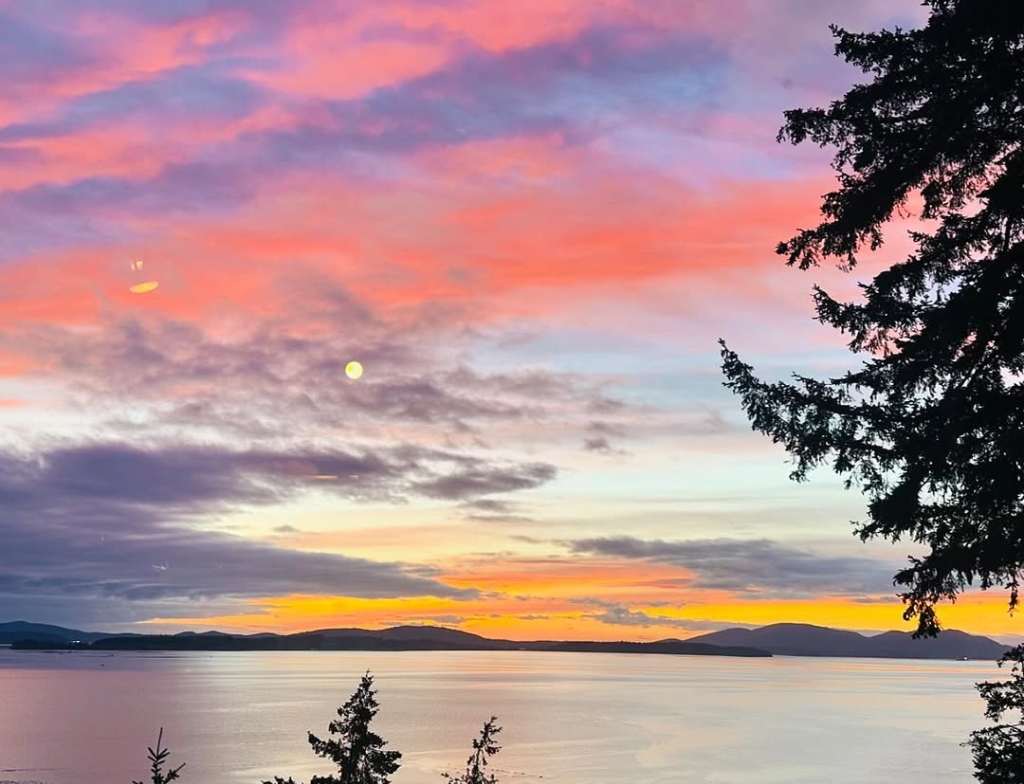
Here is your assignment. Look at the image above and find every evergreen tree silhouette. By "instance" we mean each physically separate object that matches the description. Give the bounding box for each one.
[965,645,1024,782]
[263,671,401,784]
[442,717,502,784]
[719,0,1024,639]
[132,728,184,784]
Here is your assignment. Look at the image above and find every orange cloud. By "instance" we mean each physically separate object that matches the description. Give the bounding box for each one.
[0,105,899,387]
[0,354,39,378]
[440,556,696,600]
[0,160,837,372]
[0,250,103,329]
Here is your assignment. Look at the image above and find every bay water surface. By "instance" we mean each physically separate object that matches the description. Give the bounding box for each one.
[0,648,997,784]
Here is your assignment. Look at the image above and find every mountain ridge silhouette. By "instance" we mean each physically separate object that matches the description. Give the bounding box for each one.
[684,622,1014,659]
[1,620,1014,659]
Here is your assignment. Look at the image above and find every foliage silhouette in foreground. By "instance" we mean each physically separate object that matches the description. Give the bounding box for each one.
[263,670,402,784]
[133,728,184,784]
[443,717,503,784]
[719,0,1024,639]
[965,644,1024,782]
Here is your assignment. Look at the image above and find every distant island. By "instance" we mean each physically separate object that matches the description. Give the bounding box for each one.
[1,620,1017,660]
[0,621,770,658]
[685,623,1014,661]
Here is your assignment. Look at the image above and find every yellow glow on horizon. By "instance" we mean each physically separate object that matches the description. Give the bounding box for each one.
[644,595,1024,639]
[136,590,1024,643]
[129,280,159,294]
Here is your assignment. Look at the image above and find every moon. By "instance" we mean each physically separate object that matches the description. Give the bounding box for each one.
[345,361,363,380]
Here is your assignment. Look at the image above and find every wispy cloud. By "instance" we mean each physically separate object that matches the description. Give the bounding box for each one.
[584,606,748,634]
[0,438,575,622]
[567,536,900,597]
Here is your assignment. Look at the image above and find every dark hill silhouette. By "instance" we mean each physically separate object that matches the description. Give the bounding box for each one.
[296,625,531,649]
[174,630,233,637]
[686,623,1012,660]
[301,627,373,638]
[4,621,768,657]
[307,626,490,642]
[0,620,131,644]
[863,629,1010,660]
[5,619,1012,660]
[83,632,770,656]
[375,625,495,643]
[684,623,874,657]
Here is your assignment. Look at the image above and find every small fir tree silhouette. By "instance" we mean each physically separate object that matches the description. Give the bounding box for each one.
[263,671,401,784]
[132,728,184,784]
[442,717,502,784]
[965,644,1024,782]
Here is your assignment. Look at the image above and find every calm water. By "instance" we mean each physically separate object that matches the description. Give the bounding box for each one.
[0,648,998,784]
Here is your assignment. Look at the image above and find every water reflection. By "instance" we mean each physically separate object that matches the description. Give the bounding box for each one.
[0,650,996,784]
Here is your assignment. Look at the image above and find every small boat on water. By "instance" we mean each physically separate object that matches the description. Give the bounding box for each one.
[957,656,969,661]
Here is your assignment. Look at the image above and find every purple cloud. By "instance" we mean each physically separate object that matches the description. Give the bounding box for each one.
[0,437,570,625]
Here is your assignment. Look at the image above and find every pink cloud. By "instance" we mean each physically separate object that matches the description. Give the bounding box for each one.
[0,105,302,192]
[243,38,451,101]
[23,12,237,103]
[0,151,839,335]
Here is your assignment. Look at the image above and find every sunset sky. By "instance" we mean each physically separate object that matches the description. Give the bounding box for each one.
[2,0,1017,644]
